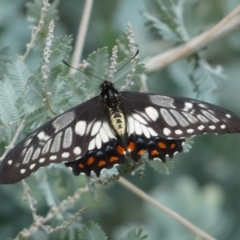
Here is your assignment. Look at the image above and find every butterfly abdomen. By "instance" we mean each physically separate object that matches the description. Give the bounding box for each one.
[108,107,126,139]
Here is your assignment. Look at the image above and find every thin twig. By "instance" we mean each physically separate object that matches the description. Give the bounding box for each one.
[118,177,216,240]
[21,0,50,61]
[145,6,240,72]
[70,0,93,74]
[15,185,89,240]
[0,118,25,161]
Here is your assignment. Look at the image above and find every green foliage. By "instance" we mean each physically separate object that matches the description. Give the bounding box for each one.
[143,0,227,97]
[78,222,148,240]
[78,222,108,240]
[143,0,189,43]
[0,45,10,76]
[119,229,148,240]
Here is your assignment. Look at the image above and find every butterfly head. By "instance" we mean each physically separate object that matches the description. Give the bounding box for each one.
[100,81,119,108]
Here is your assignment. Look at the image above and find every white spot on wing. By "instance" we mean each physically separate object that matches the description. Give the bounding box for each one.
[73,147,81,155]
[20,169,26,174]
[37,131,50,141]
[51,132,63,153]
[199,103,208,108]
[141,124,150,138]
[170,110,189,127]
[187,129,194,133]
[163,127,171,136]
[30,163,36,170]
[202,110,219,123]
[160,108,177,126]
[127,116,135,135]
[63,127,73,149]
[226,114,231,118]
[220,124,226,129]
[7,160,13,165]
[148,127,157,136]
[24,138,32,147]
[182,112,198,123]
[134,120,142,135]
[75,120,86,136]
[95,134,102,149]
[175,129,183,135]
[150,95,175,108]
[50,155,57,160]
[52,111,75,132]
[197,114,209,123]
[91,121,101,136]
[42,140,51,155]
[183,102,193,111]
[62,152,70,158]
[32,148,41,160]
[99,127,109,143]
[145,106,159,121]
[132,113,147,124]
[198,125,205,130]
[102,122,116,139]
[39,158,45,163]
[23,147,34,164]
[209,125,216,130]
[88,138,95,150]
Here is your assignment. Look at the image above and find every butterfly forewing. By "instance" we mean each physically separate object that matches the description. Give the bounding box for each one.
[120,92,240,139]
[0,96,117,184]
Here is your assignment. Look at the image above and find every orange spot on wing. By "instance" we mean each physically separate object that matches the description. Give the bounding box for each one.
[98,160,106,167]
[117,145,126,155]
[170,143,176,149]
[127,141,135,152]
[110,156,119,162]
[158,142,167,149]
[151,150,159,156]
[138,149,146,156]
[87,157,94,165]
[78,163,84,169]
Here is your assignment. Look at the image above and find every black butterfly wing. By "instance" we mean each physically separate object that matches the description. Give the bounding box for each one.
[0,96,117,184]
[120,92,240,138]
[118,92,240,162]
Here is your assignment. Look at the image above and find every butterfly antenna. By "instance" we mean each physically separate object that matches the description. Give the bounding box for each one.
[62,61,105,81]
[108,50,139,81]
[63,50,139,82]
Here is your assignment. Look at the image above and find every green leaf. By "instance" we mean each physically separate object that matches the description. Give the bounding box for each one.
[84,47,109,94]
[120,229,148,240]
[0,45,10,76]
[78,222,108,240]
[6,58,30,96]
[189,57,226,97]
[148,158,174,175]
[0,76,19,124]
[143,0,189,43]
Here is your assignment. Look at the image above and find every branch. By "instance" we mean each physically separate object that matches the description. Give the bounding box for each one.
[0,118,25,162]
[70,0,93,74]
[118,177,216,240]
[145,6,240,72]
[21,0,50,61]
[15,184,89,240]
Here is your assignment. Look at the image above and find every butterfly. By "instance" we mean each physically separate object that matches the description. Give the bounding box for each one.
[0,79,240,184]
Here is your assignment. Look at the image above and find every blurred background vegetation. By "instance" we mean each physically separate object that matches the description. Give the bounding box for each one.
[1,0,240,239]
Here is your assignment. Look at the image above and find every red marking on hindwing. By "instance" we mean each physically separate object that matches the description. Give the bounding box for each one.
[98,160,106,167]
